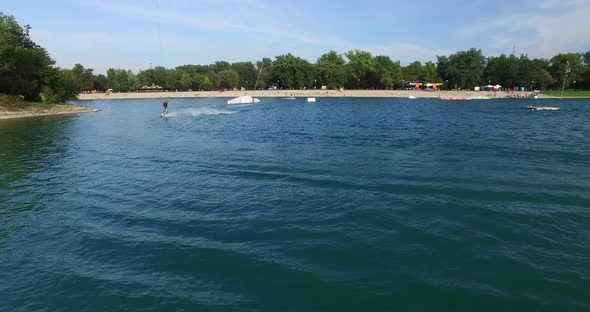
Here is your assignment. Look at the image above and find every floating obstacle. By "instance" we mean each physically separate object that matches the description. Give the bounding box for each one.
[227,96,260,104]
[521,106,559,111]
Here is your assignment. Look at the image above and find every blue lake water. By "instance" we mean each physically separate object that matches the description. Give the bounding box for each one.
[1,97,589,311]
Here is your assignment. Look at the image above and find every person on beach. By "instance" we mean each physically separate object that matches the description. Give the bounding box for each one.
[163,100,168,114]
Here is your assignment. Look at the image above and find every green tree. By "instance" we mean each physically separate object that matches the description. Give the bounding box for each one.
[211,61,231,74]
[581,51,590,89]
[191,73,204,90]
[41,68,78,103]
[0,12,55,100]
[255,58,273,89]
[549,53,584,89]
[128,73,141,91]
[345,50,376,88]
[217,69,240,89]
[421,61,438,82]
[373,55,403,89]
[106,68,131,92]
[180,72,192,90]
[71,63,94,91]
[231,62,257,89]
[446,48,485,89]
[201,75,213,90]
[317,51,347,89]
[93,74,108,90]
[436,55,450,88]
[403,61,423,81]
[166,69,180,90]
[152,66,169,89]
[273,54,313,89]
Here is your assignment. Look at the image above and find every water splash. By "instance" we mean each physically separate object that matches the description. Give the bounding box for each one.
[165,108,236,118]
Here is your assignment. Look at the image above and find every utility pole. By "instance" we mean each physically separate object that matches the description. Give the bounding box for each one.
[254,61,264,90]
[561,61,571,97]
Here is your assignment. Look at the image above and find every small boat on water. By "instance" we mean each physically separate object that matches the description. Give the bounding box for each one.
[408,96,416,99]
[441,97,472,101]
[307,98,316,103]
[521,106,559,111]
[227,96,260,104]
[282,97,296,100]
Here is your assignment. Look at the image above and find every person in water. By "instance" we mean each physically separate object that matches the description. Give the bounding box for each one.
[163,100,168,114]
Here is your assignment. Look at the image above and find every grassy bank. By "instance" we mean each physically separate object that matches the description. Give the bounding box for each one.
[543,90,590,97]
[0,94,96,120]
[0,94,54,109]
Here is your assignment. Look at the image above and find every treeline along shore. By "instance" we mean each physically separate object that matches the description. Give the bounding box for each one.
[77,89,551,101]
[1,11,590,115]
[78,48,590,96]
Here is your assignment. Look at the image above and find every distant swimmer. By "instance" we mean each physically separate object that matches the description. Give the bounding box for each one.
[162,100,168,116]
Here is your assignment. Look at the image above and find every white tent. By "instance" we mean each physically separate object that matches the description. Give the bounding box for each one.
[227,96,260,104]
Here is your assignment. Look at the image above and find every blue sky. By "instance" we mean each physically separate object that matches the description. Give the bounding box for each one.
[3,0,590,73]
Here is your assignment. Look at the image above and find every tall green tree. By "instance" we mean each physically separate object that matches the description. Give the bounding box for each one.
[317,51,347,89]
[273,54,313,89]
[373,55,403,89]
[217,69,239,89]
[71,63,94,91]
[403,61,423,81]
[446,48,485,89]
[180,72,192,90]
[436,55,450,88]
[128,73,141,91]
[0,13,55,100]
[106,68,131,92]
[549,53,584,89]
[421,61,438,82]
[255,58,273,89]
[345,50,376,88]
[200,75,213,90]
[41,68,78,103]
[93,74,108,90]
[231,62,257,89]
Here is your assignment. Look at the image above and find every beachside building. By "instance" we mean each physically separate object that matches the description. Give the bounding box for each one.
[405,81,445,90]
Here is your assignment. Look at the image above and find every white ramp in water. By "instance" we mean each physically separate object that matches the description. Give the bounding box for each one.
[227,96,260,104]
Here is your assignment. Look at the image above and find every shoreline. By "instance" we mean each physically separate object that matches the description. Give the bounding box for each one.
[77,90,559,101]
[0,104,97,120]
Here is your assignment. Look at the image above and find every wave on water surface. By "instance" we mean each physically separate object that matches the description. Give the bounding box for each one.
[165,107,236,118]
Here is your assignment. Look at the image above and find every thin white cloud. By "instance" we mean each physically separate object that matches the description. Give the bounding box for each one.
[458,1,590,57]
[370,43,453,64]
[81,0,349,48]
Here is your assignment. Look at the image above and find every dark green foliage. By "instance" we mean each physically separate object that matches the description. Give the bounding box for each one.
[41,68,78,103]
[217,69,240,89]
[0,13,54,100]
[317,51,347,89]
[273,54,314,89]
[345,50,376,88]
[255,58,273,90]
[0,12,77,102]
[373,55,403,89]
[231,62,257,89]
[445,48,485,89]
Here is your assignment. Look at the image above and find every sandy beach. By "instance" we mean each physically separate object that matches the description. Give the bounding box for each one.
[0,103,97,120]
[77,90,551,101]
